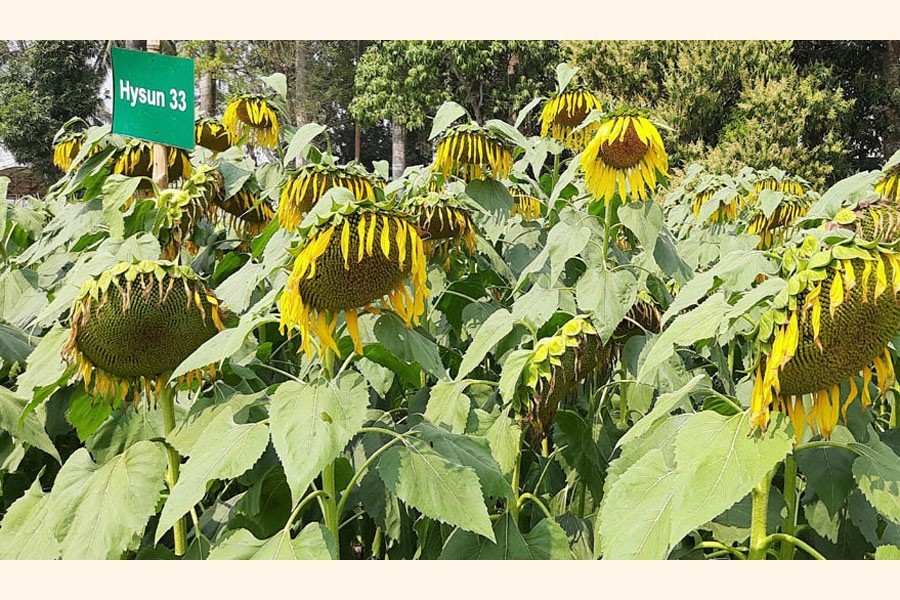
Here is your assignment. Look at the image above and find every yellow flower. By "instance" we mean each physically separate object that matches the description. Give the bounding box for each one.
[580,113,668,204]
[278,164,377,233]
[279,207,429,357]
[692,187,747,224]
[746,195,813,249]
[195,118,233,153]
[432,124,512,182]
[406,192,477,259]
[223,95,280,150]
[112,141,192,182]
[219,178,276,240]
[539,89,603,151]
[876,166,900,202]
[52,132,85,172]
[63,260,227,406]
[509,186,543,220]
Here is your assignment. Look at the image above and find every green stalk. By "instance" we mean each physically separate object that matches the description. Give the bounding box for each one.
[509,429,526,523]
[748,467,775,560]
[779,455,799,560]
[602,196,615,265]
[159,383,187,556]
[322,461,340,550]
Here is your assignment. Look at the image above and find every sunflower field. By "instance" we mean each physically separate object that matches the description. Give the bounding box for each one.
[1,61,900,561]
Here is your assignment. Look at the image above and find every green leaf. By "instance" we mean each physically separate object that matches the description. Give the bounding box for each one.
[484,408,521,475]
[66,389,112,441]
[554,410,609,500]
[555,62,579,92]
[440,514,570,559]
[618,201,663,251]
[0,176,8,237]
[169,315,275,381]
[484,119,528,150]
[465,178,514,217]
[14,326,68,400]
[86,406,165,465]
[0,476,61,559]
[417,423,511,499]
[576,267,638,343]
[851,435,900,525]
[429,101,467,140]
[284,123,327,165]
[156,411,269,541]
[0,322,34,364]
[269,373,369,503]
[875,545,900,560]
[378,437,494,540]
[795,443,857,518]
[456,309,515,379]
[498,349,531,405]
[44,441,167,559]
[424,380,472,434]
[261,72,288,99]
[511,286,559,331]
[374,313,447,379]
[208,523,336,560]
[615,374,707,450]
[546,221,591,284]
[514,97,543,129]
[0,385,60,462]
[668,411,793,545]
[100,175,143,240]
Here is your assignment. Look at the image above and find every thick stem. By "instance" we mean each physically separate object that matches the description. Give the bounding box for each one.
[509,429,525,523]
[159,384,186,556]
[779,455,799,560]
[748,467,775,560]
[602,197,614,265]
[322,461,340,553]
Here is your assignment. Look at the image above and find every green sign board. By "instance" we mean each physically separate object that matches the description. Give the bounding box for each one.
[111,48,195,150]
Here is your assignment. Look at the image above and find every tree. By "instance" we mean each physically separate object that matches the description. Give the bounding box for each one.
[565,40,855,187]
[0,41,106,180]
[350,41,562,177]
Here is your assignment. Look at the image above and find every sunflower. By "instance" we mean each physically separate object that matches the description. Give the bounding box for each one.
[539,89,603,151]
[692,186,748,224]
[52,131,86,172]
[63,260,227,406]
[509,185,543,220]
[223,94,280,150]
[432,124,512,182]
[195,118,233,153]
[404,192,477,259]
[278,163,377,232]
[580,112,668,205]
[157,189,205,260]
[112,141,192,183]
[745,194,813,249]
[517,316,608,444]
[750,217,900,440]
[876,165,900,202]
[279,202,429,357]
[754,172,807,196]
[217,176,276,240]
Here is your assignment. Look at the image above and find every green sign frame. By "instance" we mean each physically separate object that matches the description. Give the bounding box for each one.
[111,48,195,150]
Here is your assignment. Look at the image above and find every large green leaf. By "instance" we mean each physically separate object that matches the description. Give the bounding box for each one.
[429,101,467,140]
[484,408,521,475]
[417,423,511,499]
[618,201,663,251]
[87,406,165,464]
[875,545,900,560]
[169,315,276,381]
[0,476,61,559]
[373,313,447,379]
[440,514,570,559]
[576,267,638,343]
[456,309,515,379]
[0,321,33,363]
[13,325,68,399]
[378,437,494,540]
[269,373,369,502]
[0,385,60,462]
[424,380,472,434]
[852,435,900,525]
[208,523,336,560]
[43,441,167,559]
[284,123,327,165]
[156,411,269,541]
[795,438,857,518]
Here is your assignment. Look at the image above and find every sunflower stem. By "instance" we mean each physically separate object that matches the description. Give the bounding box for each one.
[159,383,187,557]
[748,467,775,560]
[779,455,799,560]
[322,461,340,556]
[602,196,614,265]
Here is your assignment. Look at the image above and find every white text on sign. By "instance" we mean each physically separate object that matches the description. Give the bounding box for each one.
[119,80,187,112]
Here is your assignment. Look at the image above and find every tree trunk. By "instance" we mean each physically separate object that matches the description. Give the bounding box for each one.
[293,41,308,127]
[125,40,145,51]
[199,41,217,116]
[883,40,900,159]
[391,119,406,179]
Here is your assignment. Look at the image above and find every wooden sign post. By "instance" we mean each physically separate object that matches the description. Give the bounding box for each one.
[146,40,169,189]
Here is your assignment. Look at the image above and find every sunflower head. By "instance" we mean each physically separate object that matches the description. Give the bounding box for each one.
[112,141,192,183]
[156,189,205,259]
[580,110,668,205]
[690,183,748,224]
[432,124,513,182]
[52,131,87,172]
[278,163,378,232]
[63,260,227,406]
[518,316,608,444]
[509,185,543,220]
[222,94,280,150]
[279,201,429,357]
[217,176,276,240]
[404,191,477,258]
[750,234,900,440]
[195,118,234,153]
[876,165,900,202]
[745,193,814,249]
[830,198,900,243]
[539,89,603,151]
[753,169,808,196]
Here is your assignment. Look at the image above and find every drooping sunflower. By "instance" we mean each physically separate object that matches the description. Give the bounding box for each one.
[63,260,227,406]
[580,111,668,205]
[157,188,205,260]
[750,206,900,440]
[876,165,900,202]
[691,184,748,224]
[52,131,86,172]
[112,141,192,183]
[404,191,477,259]
[218,176,276,240]
[539,89,603,151]
[753,171,808,196]
[278,163,377,232]
[745,194,814,249]
[195,118,233,153]
[279,201,429,357]
[222,94,280,150]
[517,316,608,444]
[432,124,513,182]
[509,185,543,220]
